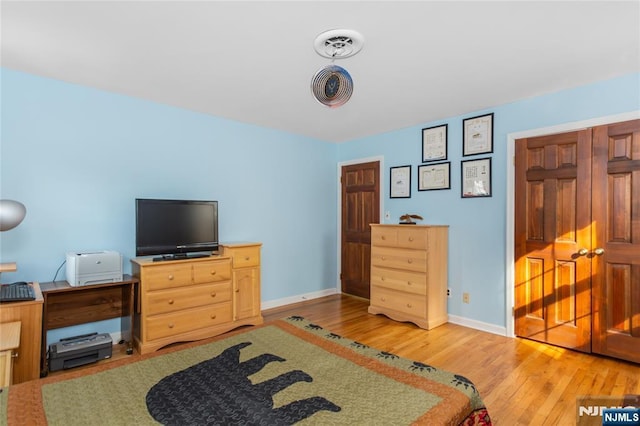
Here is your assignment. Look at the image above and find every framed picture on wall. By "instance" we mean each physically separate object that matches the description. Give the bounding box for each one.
[461,157,491,198]
[390,165,411,198]
[463,113,494,156]
[418,162,450,191]
[422,124,448,162]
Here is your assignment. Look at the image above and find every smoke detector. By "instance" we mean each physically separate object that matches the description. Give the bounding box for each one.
[313,29,364,59]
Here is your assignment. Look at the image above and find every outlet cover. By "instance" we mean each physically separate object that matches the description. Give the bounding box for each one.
[463,292,470,303]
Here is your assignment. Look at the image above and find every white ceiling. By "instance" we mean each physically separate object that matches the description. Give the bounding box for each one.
[2,1,639,143]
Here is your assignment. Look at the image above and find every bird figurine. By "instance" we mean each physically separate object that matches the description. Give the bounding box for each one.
[399,214,423,225]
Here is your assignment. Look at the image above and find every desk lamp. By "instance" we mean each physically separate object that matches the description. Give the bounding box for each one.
[0,199,27,279]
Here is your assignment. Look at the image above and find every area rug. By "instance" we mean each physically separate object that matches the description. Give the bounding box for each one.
[1,316,491,425]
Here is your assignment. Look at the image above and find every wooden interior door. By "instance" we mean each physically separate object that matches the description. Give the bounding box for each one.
[341,161,380,299]
[591,120,640,363]
[515,119,640,363]
[514,130,593,352]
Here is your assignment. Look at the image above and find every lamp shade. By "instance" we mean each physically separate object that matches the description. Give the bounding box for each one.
[0,200,27,231]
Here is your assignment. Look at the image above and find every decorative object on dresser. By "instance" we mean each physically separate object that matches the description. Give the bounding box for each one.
[399,213,423,225]
[132,243,262,355]
[369,224,448,330]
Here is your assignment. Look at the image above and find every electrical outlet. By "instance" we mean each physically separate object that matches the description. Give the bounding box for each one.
[447,288,451,297]
[463,292,470,303]
[384,211,391,220]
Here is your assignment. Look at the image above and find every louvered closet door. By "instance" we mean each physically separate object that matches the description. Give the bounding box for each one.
[591,120,640,363]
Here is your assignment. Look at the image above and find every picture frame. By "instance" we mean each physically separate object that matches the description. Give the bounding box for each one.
[461,157,492,198]
[422,124,448,162]
[418,162,450,191]
[463,113,493,156]
[390,165,411,198]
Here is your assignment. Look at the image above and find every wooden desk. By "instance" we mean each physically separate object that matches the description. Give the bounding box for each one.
[0,282,43,384]
[39,276,138,376]
[0,321,21,386]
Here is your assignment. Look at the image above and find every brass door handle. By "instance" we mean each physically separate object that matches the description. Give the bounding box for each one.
[577,248,589,256]
[593,248,605,256]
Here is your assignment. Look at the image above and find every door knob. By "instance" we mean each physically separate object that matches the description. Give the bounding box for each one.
[593,248,605,256]
[577,248,589,256]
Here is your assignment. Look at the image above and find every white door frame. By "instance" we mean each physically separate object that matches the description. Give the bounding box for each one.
[504,111,639,337]
[336,156,385,292]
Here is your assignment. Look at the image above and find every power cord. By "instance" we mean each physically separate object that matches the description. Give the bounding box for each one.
[52,260,66,282]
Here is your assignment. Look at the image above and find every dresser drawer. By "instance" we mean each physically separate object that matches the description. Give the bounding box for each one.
[145,282,232,316]
[229,247,260,268]
[371,266,426,295]
[144,264,192,291]
[146,302,233,341]
[370,285,426,318]
[193,260,231,284]
[371,227,398,247]
[396,227,428,249]
[371,246,427,272]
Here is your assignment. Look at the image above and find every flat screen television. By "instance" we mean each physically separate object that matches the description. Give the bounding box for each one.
[135,198,219,259]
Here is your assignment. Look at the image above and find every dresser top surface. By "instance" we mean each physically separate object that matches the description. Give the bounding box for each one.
[370,224,449,228]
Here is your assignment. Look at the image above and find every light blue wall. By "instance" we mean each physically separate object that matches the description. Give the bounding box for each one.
[338,72,640,328]
[2,68,638,343]
[0,68,338,312]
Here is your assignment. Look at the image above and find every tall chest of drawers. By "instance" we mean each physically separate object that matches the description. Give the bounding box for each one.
[368,224,448,330]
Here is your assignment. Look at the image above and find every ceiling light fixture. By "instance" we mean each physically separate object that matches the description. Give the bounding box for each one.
[311,29,364,108]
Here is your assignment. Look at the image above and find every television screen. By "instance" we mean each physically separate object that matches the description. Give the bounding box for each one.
[135,199,219,258]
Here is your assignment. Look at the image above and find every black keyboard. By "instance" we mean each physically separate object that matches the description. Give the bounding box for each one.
[0,282,36,302]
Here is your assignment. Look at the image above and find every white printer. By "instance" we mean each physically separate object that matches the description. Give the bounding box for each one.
[66,251,123,287]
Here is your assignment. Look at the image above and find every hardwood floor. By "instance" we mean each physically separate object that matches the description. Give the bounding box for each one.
[263,294,640,426]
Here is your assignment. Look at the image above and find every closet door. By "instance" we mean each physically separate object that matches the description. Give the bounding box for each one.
[591,120,640,363]
[514,130,593,352]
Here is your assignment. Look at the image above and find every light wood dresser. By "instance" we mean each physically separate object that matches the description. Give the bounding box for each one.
[0,282,43,384]
[132,243,262,354]
[368,224,448,329]
[0,321,21,387]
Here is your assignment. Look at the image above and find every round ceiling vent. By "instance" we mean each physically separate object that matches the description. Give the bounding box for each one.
[311,65,353,108]
[313,29,364,59]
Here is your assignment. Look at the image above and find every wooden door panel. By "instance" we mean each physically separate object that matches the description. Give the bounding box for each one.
[515,130,592,352]
[591,120,640,363]
[341,161,380,299]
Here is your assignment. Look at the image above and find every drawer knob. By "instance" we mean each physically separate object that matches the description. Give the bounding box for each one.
[211,292,217,298]
[235,289,240,293]
[210,270,217,275]
[381,297,386,302]
[168,274,174,280]
[168,299,174,305]
[11,352,18,359]
[407,303,412,308]
[408,237,414,242]
[407,281,412,286]
[381,276,385,281]
[168,323,175,329]
[211,314,217,320]
[407,259,413,264]
[244,256,250,261]
[381,256,386,261]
